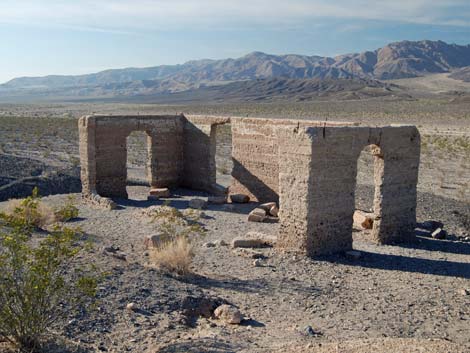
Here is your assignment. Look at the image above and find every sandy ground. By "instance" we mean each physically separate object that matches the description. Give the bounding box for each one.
[1,184,467,353]
[0,101,469,352]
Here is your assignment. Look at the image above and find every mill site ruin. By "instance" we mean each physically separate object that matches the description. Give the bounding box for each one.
[79,114,420,256]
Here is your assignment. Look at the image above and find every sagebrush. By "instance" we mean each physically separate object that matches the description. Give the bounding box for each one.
[0,190,96,352]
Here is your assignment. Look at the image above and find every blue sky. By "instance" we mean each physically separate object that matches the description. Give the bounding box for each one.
[1,0,470,83]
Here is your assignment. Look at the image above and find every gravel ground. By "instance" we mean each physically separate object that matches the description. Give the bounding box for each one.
[1,184,467,353]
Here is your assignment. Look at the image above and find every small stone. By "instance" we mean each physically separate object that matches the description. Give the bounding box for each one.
[126,303,138,311]
[246,231,277,246]
[353,210,374,230]
[111,252,127,261]
[188,199,207,209]
[214,304,243,324]
[458,288,469,296]
[232,238,265,248]
[431,228,447,239]
[269,205,279,217]
[259,202,277,212]
[304,325,316,336]
[421,220,444,231]
[214,239,228,246]
[248,208,266,222]
[230,194,250,203]
[345,250,362,260]
[204,242,216,248]
[253,259,262,267]
[208,196,227,204]
[149,188,171,198]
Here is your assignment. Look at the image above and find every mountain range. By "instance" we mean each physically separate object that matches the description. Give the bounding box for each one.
[1,40,470,101]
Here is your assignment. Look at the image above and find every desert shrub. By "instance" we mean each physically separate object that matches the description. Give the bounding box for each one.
[0,209,96,351]
[147,203,205,275]
[2,187,56,229]
[149,236,194,275]
[54,195,79,222]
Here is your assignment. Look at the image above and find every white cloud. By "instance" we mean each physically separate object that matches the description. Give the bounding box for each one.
[0,0,469,32]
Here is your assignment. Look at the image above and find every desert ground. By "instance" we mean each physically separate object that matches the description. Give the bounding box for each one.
[0,98,469,352]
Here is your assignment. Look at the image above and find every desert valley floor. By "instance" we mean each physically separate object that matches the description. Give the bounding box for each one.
[0,100,469,353]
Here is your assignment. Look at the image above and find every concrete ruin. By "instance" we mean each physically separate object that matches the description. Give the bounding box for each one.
[79,114,420,256]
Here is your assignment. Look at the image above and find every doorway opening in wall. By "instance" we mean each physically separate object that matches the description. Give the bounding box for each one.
[126,131,150,198]
[353,144,381,247]
[214,123,233,191]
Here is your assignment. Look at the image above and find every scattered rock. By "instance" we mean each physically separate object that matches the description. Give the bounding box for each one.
[230,194,250,203]
[253,259,262,267]
[246,231,277,246]
[126,302,138,311]
[345,250,362,260]
[353,210,374,230]
[269,205,279,217]
[303,325,321,337]
[149,188,171,198]
[232,248,266,259]
[431,227,447,239]
[248,208,266,222]
[421,220,444,231]
[214,304,243,324]
[188,198,207,209]
[458,288,469,296]
[259,202,277,212]
[83,193,117,210]
[203,242,216,248]
[208,196,227,204]
[214,239,228,246]
[232,238,266,248]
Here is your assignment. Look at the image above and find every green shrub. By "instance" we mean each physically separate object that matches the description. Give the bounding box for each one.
[54,195,79,222]
[0,194,96,351]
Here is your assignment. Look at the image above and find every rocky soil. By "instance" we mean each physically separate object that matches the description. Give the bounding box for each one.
[0,101,469,352]
[0,183,467,353]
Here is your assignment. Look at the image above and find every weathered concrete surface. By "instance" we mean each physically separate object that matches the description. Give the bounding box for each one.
[79,115,184,198]
[79,114,420,256]
[277,124,420,256]
[230,117,358,202]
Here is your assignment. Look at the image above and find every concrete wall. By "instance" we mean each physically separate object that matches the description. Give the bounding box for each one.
[230,118,357,202]
[277,125,420,256]
[79,115,184,198]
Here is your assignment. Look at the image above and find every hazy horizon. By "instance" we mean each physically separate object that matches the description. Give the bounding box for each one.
[1,0,470,83]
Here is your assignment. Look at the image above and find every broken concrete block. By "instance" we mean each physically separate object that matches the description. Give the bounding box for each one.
[248,208,266,222]
[149,188,171,198]
[208,196,227,204]
[431,227,447,239]
[231,238,266,248]
[246,231,277,246]
[230,194,250,203]
[188,198,207,209]
[269,205,279,217]
[353,210,374,230]
[259,202,277,211]
[421,220,444,231]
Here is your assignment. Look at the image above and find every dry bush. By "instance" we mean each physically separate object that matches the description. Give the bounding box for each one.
[146,203,205,275]
[1,194,56,229]
[149,236,194,275]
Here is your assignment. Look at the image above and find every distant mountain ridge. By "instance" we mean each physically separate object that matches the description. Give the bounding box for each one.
[2,40,470,99]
